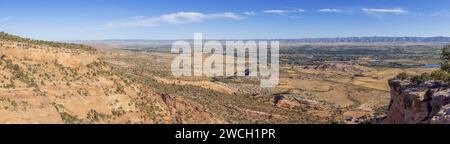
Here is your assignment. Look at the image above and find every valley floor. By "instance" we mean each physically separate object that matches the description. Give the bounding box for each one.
[100,50,437,124]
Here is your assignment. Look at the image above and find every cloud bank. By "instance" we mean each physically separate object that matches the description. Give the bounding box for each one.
[318,9,344,13]
[107,12,243,28]
[362,8,407,14]
[244,11,257,16]
[262,9,304,15]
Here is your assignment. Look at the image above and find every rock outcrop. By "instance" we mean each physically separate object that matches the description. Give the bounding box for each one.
[274,95,303,109]
[384,79,450,124]
[1,33,222,124]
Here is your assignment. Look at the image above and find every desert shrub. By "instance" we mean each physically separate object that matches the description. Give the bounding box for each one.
[111,107,126,117]
[430,70,450,82]
[51,103,82,124]
[3,60,37,87]
[396,72,410,80]
[0,31,96,51]
[398,45,450,84]
[373,106,388,117]
[115,83,125,94]
[411,73,432,84]
[59,112,81,124]
[86,110,109,123]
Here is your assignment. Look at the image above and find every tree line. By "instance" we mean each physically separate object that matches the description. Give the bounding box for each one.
[0,31,96,51]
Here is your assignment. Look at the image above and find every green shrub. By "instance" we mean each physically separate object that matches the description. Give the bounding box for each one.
[396,72,409,80]
[440,45,450,72]
[411,73,432,84]
[430,70,450,82]
[401,45,450,84]
[0,31,96,51]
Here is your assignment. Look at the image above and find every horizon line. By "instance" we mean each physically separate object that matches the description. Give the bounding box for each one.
[66,35,450,42]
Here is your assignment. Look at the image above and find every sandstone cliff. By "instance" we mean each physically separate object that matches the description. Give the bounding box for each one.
[0,32,226,124]
[384,79,450,124]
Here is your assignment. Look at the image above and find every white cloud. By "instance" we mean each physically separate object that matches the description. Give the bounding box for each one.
[132,16,145,19]
[0,16,13,22]
[262,9,304,15]
[362,8,407,14]
[107,12,243,28]
[318,9,344,13]
[244,11,257,16]
[213,12,243,19]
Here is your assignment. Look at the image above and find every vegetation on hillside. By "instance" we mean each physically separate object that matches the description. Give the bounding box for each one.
[0,31,96,51]
[396,45,450,84]
[281,45,440,67]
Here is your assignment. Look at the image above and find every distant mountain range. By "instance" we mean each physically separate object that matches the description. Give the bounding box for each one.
[279,37,450,43]
[73,36,450,45]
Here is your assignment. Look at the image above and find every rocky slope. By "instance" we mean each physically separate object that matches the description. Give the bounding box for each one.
[384,79,450,124]
[0,32,225,124]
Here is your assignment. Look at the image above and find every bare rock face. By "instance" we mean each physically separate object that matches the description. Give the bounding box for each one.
[431,104,450,124]
[384,79,450,124]
[273,95,311,109]
[274,95,302,109]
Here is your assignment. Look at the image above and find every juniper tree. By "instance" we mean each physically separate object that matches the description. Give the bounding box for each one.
[441,45,450,72]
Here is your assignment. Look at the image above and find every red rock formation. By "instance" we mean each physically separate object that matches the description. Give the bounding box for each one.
[384,79,450,124]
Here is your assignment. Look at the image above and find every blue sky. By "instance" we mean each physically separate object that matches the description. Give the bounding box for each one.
[1,0,450,40]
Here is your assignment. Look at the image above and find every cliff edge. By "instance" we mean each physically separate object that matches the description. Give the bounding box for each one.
[384,79,450,124]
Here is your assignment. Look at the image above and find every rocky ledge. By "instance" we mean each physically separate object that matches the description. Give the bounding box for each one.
[384,79,450,124]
